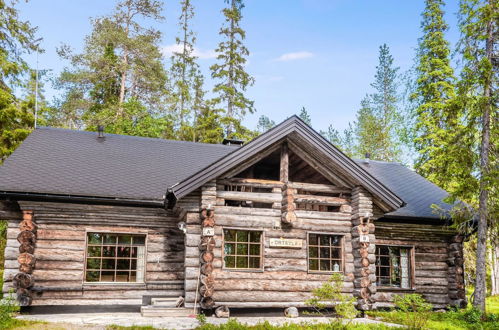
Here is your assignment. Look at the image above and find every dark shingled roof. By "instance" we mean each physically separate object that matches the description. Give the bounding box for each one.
[0,127,237,202]
[356,159,451,219]
[0,126,453,219]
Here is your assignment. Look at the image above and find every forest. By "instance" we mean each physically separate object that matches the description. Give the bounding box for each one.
[0,0,497,315]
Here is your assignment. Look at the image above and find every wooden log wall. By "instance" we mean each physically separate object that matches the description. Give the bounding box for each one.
[199,208,215,309]
[3,201,185,306]
[448,235,466,308]
[350,187,375,311]
[374,221,460,309]
[184,180,356,308]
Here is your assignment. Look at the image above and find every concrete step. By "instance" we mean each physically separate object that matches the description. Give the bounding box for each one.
[141,306,194,317]
[151,297,179,307]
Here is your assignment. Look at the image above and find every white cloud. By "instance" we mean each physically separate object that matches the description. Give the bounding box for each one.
[162,44,217,60]
[274,51,314,62]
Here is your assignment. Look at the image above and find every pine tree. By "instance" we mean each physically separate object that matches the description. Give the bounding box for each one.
[57,0,169,136]
[210,0,255,137]
[450,0,497,312]
[0,0,38,162]
[256,115,275,133]
[413,0,457,189]
[320,124,355,157]
[169,0,204,140]
[298,107,312,126]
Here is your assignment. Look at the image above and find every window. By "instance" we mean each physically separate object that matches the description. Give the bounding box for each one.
[376,245,412,289]
[223,229,262,270]
[308,233,343,272]
[85,233,146,283]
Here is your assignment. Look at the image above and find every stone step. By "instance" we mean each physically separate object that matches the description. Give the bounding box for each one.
[140,306,194,317]
[151,297,179,307]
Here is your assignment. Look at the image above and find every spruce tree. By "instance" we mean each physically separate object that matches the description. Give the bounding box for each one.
[256,115,275,133]
[413,0,457,188]
[210,0,255,137]
[0,0,38,161]
[320,124,355,157]
[298,107,312,126]
[451,0,497,312]
[169,0,204,140]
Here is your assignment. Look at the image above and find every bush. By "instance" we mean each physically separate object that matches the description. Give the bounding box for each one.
[0,290,20,328]
[393,293,432,329]
[462,307,483,324]
[305,273,358,320]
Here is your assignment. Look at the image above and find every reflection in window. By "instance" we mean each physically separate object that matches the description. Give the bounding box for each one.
[223,229,262,269]
[85,233,146,283]
[308,234,343,272]
[376,245,412,289]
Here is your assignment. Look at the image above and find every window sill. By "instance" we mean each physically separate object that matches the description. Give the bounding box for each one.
[83,282,146,287]
[376,287,416,292]
[307,271,344,275]
[224,268,264,273]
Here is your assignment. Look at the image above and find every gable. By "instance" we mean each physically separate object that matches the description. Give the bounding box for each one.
[168,116,404,212]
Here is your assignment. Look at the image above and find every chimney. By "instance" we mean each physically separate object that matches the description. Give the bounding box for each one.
[222,138,244,146]
[364,152,370,164]
[97,126,105,139]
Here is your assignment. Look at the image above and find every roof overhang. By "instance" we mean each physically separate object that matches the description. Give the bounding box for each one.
[166,116,405,211]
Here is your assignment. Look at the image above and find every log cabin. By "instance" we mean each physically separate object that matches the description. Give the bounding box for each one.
[0,116,466,314]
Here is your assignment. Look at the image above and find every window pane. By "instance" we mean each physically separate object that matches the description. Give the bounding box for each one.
[224,230,236,241]
[101,271,114,282]
[116,271,129,282]
[249,257,260,269]
[249,231,261,243]
[102,258,116,270]
[236,243,248,255]
[309,259,318,271]
[320,247,330,259]
[236,256,248,268]
[103,234,117,244]
[331,248,341,259]
[86,271,100,282]
[309,234,318,245]
[309,247,318,258]
[236,231,248,242]
[131,259,137,270]
[117,259,130,270]
[320,235,330,246]
[133,236,145,245]
[320,259,330,271]
[225,256,235,268]
[102,246,116,257]
[88,233,102,244]
[86,258,100,270]
[331,236,340,246]
[118,235,132,245]
[87,246,101,257]
[130,271,137,282]
[117,246,131,258]
[225,243,235,255]
[249,244,260,256]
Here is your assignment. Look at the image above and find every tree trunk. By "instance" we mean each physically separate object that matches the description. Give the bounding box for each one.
[491,243,499,296]
[473,7,493,311]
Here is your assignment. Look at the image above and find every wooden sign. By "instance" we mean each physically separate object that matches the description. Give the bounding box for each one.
[202,227,215,237]
[269,238,302,248]
[360,234,370,243]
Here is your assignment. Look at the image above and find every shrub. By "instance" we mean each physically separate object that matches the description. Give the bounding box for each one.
[462,307,483,324]
[0,290,20,327]
[305,273,357,320]
[196,312,207,325]
[393,293,432,329]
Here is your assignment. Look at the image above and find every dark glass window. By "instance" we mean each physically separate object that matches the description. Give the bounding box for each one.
[376,245,412,288]
[85,233,146,283]
[308,234,343,272]
[223,229,262,270]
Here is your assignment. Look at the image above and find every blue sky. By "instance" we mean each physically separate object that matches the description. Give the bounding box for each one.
[18,0,461,133]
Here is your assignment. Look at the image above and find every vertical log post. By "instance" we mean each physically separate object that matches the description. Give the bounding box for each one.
[14,210,37,306]
[280,142,296,225]
[199,208,216,309]
[351,187,375,311]
[447,234,467,308]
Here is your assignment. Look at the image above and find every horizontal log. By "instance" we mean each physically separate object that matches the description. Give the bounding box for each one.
[213,290,314,302]
[217,191,281,203]
[294,195,349,206]
[219,178,283,188]
[213,279,353,292]
[288,182,350,194]
[295,210,351,220]
[31,298,143,306]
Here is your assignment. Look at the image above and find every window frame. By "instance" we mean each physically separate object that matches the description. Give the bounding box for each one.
[221,227,264,272]
[375,244,415,291]
[83,230,148,285]
[307,232,345,274]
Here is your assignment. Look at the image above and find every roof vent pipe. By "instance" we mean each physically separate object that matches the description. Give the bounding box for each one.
[222,138,244,146]
[97,126,105,139]
[364,152,370,164]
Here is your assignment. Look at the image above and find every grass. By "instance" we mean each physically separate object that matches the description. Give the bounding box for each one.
[195,319,399,330]
[487,295,499,314]
[107,326,158,330]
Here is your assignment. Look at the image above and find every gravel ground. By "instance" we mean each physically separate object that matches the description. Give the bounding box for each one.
[16,313,403,329]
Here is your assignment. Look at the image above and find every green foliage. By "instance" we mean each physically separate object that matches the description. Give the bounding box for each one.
[196,312,207,325]
[393,294,433,329]
[107,326,157,330]
[0,290,20,328]
[298,107,312,126]
[210,0,255,137]
[462,307,483,324]
[256,115,275,133]
[305,273,357,320]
